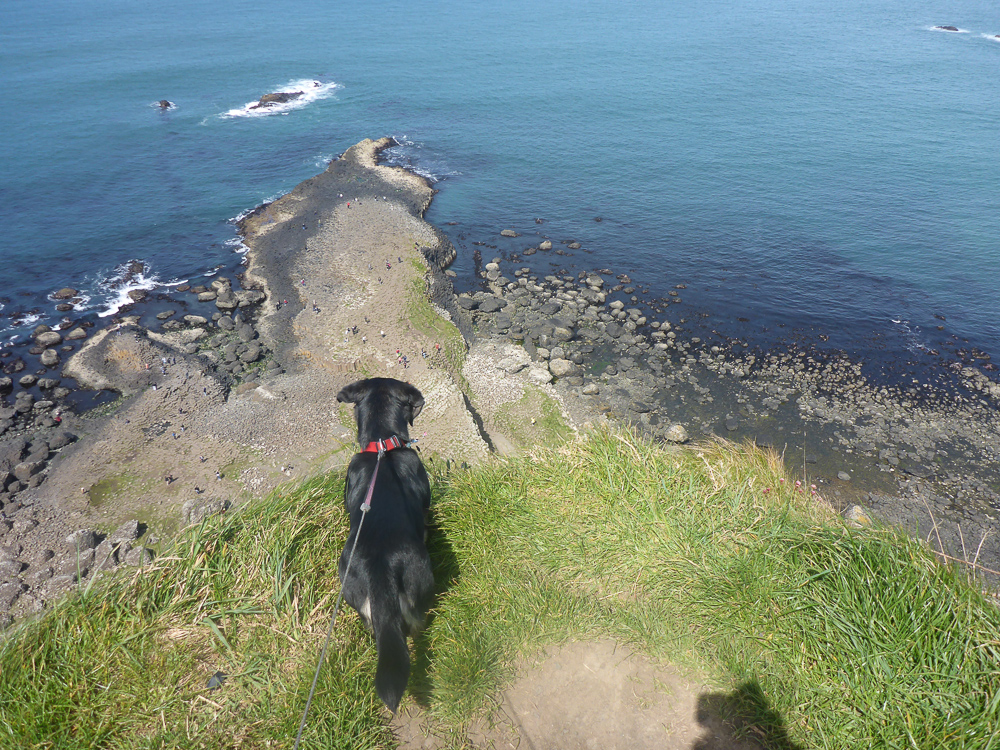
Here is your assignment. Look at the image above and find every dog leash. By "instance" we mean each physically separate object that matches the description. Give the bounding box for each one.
[294,441,388,749]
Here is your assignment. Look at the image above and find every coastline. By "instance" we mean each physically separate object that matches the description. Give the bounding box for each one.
[2,136,999,627]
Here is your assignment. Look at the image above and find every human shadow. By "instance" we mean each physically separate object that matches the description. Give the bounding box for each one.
[693,680,804,750]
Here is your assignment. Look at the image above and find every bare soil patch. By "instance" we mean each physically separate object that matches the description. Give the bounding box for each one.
[393,640,777,750]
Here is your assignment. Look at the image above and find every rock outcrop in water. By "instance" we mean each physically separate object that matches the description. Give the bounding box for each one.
[250,91,303,109]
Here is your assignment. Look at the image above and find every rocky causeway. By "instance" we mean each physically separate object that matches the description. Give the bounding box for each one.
[1,136,999,628]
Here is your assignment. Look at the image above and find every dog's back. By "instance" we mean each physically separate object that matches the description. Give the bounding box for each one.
[336,378,434,712]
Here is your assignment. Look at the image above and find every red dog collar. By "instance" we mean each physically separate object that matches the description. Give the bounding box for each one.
[362,436,405,453]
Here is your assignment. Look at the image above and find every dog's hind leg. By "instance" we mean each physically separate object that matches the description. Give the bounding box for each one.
[399,558,434,636]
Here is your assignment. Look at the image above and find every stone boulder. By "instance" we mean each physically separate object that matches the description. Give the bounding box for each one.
[47,430,77,450]
[664,424,689,444]
[478,296,508,314]
[35,331,62,348]
[548,359,579,378]
[235,290,266,307]
[182,497,228,525]
[66,529,98,551]
[528,365,554,385]
[250,91,304,109]
[51,288,78,300]
[844,505,872,528]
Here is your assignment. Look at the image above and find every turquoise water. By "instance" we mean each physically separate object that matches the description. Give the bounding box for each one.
[2,0,998,373]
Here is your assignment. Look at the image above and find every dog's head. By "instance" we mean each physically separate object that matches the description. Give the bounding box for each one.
[336,378,424,445]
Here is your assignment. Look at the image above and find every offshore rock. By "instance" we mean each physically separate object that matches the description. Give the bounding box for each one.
[251,91,303,109]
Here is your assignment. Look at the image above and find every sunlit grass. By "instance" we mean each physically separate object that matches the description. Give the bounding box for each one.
[3,428,998,748]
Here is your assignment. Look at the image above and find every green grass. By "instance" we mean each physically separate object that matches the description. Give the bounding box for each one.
[491,389,574,448]
[404,270,468,385]
[87,472,150,508]
[3,429,999,748]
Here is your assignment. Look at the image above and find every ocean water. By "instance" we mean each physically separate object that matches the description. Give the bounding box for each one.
[2,0,998,379]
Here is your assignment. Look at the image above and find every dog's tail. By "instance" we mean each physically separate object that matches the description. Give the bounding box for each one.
[371,562,410,713]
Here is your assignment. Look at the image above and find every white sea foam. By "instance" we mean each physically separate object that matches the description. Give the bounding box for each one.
[222,79,340,118]
[224,236,250,254]
[231,205,257,223]
[5,312,44,332]
[96,260,160,318]
[70,293,92,312]
[889,317,935,355]
[16,313,43,327]
[982,33,1000,43]
[230,193,283,223]
[314,153,334,169]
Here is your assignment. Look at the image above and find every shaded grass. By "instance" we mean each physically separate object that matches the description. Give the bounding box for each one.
[3,428,999,748]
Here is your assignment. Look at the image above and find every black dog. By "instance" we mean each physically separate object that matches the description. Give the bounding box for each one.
[335,377,434,713]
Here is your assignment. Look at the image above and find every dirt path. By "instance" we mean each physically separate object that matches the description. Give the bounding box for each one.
[393,640,777,750]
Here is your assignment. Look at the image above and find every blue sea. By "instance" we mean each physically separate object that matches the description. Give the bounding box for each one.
[3,0,999,380]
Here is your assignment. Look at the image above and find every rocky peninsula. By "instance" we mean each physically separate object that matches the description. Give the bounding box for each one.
[1,136,999,627]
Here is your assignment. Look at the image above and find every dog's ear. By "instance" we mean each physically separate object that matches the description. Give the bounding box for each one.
[400,383,424,424]
[336,379,370,404]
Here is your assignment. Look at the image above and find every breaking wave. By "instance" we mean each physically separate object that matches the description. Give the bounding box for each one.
[222,79,341,118]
